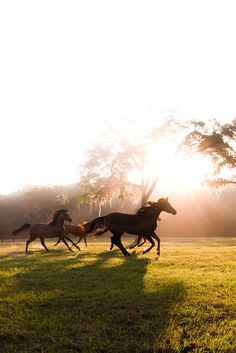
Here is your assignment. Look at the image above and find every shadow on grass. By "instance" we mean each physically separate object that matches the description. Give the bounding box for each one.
[0,249,185,353]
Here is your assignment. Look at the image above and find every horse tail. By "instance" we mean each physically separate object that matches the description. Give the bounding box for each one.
[12,223,31,235]
[84,216,106,233]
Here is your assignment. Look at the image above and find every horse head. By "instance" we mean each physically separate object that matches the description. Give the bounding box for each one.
[57,209,72,223]
[63,211,72,223]
[157,197,177,215]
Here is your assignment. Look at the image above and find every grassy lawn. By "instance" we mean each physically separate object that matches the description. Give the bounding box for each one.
[0,238,235,353]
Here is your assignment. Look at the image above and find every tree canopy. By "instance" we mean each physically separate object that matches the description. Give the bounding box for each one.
[180,118,236,187]
[79,117,236,207]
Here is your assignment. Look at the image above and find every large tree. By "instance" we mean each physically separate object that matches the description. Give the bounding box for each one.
[179,118,236,187]
[79,117,236,209]
[80,117,182,207]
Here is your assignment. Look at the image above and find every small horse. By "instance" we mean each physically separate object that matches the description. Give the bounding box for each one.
[54,223,88,247]
[12,209,81,253]
[84,198,177,257]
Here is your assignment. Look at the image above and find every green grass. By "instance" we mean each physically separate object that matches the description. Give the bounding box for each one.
[0,238,235,353]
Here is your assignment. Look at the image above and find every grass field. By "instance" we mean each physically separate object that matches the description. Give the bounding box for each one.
[0,238,235,353]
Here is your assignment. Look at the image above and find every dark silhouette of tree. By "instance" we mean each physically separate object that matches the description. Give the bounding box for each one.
[179,118,236,187]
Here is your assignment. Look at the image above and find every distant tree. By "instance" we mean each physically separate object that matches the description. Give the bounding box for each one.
[0,186,76,240]
[79,117,182,207]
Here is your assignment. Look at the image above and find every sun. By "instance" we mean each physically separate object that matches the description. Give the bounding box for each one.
[142,139,214,192]
[159,155,213,192]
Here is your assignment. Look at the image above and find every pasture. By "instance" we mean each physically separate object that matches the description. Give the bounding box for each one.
[0,238,235,353]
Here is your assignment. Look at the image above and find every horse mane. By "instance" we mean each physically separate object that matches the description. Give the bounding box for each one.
[48,209,68,226]
[136,201,156,214]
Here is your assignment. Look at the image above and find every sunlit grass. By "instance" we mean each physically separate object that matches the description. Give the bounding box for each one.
[0,238,235,353]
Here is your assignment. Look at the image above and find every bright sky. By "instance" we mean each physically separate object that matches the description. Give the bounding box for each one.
[1,0,236,194]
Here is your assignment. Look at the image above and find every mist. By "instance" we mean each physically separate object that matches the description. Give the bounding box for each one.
[1,183,236,241]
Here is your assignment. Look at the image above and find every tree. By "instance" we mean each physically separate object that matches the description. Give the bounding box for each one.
[179,118,236,187]
[79,117,236,209]
[79,117,183,208]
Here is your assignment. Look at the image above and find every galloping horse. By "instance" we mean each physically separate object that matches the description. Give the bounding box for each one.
[84,198,177,257]
[12,209,81,253]
[54,222,88,247]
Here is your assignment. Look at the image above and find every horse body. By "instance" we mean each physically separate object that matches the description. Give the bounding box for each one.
[85,198,177,256]
[29,223,65,238]
[103,213,157,234]
[12,209,81,253]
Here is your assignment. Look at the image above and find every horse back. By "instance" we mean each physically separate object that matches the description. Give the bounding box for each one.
[64,224,85,236]
[29,223,65,237]
[104,212,157,234]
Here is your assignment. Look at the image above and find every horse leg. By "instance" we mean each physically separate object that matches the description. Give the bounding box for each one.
[129,236,146,249]
[137,237,147,247]
[25,236,37,252]
[39,237,50,252]
[142,234,155,254]
[59,236,73,252]
[75,235,82,245]
[54,238,61,246]
[151,231,161,255]
[65,233,80,249]
[110,237,114,250]
[111,233,131,257]
[84,234,87,247]
[64,236,81,251]
[128,235,139,249]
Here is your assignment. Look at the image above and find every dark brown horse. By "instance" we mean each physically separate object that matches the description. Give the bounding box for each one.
[84,198,177,256]
[12,209,81,253]
[54,222,88,247]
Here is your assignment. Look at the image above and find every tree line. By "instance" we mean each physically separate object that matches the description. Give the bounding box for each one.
[1,117,236,240]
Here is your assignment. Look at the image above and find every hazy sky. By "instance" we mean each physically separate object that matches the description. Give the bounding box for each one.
[1,0,236,194]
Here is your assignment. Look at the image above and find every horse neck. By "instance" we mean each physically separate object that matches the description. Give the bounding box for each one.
[139,206,161,221]
[55,215,65,228]
[153,208,162,220]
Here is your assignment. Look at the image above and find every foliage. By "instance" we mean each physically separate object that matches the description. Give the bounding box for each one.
[80,117,236,206]
[2,182,236,240]
[81,140,145,204]
[80,117,181,205]
[0,185,96,240]
[180,118,236,187]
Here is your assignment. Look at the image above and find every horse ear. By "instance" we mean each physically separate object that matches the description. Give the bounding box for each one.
[166,197,169,201]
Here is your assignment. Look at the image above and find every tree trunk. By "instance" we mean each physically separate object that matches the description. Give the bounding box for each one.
[141,177,159,205]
